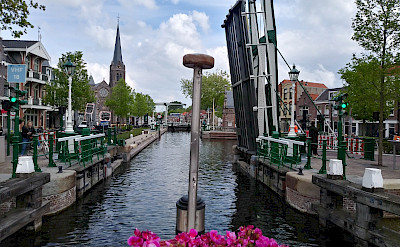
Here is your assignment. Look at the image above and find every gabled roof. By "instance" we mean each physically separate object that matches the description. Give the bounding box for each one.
[280,80,328,89]
[2,40,37,49]
[3,40,51,61]
[111,24,123,65]
[315,87,343,101]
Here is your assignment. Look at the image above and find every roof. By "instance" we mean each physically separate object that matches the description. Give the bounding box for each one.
[280,80,328,89]
[225,91,234,108]
[111,24,123,65]
[2,40,38,49]
[88,75,95,86]
[315,87,343,101]
[309,94,320,100]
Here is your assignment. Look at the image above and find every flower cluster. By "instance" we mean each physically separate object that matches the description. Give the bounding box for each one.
[128,229,161,247]
[128,226,288,247]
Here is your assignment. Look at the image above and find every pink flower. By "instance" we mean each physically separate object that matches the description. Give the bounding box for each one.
[134,228,141,237]
[189,229,198,239]
[127,236,144,246]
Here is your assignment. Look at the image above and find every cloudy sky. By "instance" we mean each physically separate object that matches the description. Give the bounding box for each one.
[1,0,362,107]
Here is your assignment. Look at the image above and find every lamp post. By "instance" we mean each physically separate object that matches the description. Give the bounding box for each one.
[288,65,300,137]
[63,58,76,134]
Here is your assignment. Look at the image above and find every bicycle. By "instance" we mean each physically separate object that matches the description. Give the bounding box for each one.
[26,139,49,159]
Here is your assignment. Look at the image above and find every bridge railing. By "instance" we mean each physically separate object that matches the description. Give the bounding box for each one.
[256,136,304,169]
[57,133,106,168]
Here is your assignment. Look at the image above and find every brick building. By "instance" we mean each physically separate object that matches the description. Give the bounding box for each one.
[0,39,52,131]
[222,91,235,131]
[91,23,126,125]
[278,80,327,132]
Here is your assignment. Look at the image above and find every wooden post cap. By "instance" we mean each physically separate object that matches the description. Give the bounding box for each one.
[183,54,214,69]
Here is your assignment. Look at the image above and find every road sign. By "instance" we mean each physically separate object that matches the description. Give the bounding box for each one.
[7,64,26,83]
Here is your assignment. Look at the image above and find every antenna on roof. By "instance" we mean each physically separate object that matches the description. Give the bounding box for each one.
[38,26,42,42]
[117,14,120,25]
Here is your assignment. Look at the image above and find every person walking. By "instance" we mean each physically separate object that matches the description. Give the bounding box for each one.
[20,120,36,155]
[309,121,319,155]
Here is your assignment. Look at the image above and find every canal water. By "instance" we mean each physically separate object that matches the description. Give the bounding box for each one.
[4,132,352,246]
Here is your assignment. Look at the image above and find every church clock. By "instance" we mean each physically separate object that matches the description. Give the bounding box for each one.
[99,88,109,97]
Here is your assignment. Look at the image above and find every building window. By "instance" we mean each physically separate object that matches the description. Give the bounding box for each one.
[389,124,395,138]
[329,91,338,100]
[289,88,293,99]
[24,109,38,127]
[33,58,39,72]
[333,109,338,117]
[352,123,356,135]
[283,88,287,100]
[325,105,330,115]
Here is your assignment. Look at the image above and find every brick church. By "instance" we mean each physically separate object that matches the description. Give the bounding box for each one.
[90,23,126,124]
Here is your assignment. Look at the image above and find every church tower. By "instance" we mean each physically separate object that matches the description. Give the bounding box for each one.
[109,23,125,88]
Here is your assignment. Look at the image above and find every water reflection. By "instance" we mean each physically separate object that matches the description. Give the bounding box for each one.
[3,132,352,246]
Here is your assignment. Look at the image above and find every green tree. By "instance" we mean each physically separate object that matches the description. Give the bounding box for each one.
[339,0,400,165]
[0,0,45,38]
[105,79,135,121]
[132,92,155,117]
[44,51,95,112]
[180,70,231,112]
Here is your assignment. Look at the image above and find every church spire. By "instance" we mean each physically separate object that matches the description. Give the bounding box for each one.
[112,23,123,65]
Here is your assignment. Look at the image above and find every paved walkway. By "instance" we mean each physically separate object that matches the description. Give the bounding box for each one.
[306,150,400,179]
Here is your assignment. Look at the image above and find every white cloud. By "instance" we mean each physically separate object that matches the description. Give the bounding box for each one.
[86,63,109,83]
[191,11,210,32]
[118,0,158,10]
[171,0,179,4]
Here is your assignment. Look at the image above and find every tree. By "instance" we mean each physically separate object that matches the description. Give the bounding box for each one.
[180,70,231,112]
[44,51,95,112]
[339,0,400,165]
[132,92,155,117]
[105,79,135,121]
[0,0,45,38]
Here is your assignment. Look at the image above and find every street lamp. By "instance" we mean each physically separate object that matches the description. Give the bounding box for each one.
[288,64,300,137]
[63,58,76,133]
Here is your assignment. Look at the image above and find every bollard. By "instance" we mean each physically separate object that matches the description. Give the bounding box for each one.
[318,140,327,174]
[176,195,205,235]
[178,53,214,232]
[33,135,41,172]
[49,134,55,167]
[304,137,312,169]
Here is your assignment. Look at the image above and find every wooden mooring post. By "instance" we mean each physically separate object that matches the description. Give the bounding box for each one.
[312,174,400,247]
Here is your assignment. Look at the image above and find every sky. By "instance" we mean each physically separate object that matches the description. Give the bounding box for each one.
[1,0,362,109]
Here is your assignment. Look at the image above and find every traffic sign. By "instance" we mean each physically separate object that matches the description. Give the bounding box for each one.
[7,64,26,83]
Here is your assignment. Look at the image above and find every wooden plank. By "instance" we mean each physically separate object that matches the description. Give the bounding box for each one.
[0,173,50,204]
[313,175,400,216]
[0,202,49,242]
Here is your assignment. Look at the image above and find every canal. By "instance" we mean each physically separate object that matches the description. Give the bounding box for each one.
[4,132,352,246]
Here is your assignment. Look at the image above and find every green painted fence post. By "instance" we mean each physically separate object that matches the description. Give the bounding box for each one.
[12,136,19,178]
[318,140,327,174]
[113,127,117,145]
[49,134,55,167]
[107,128,112,145]
[304,137,312,169]
[32,135,41,172]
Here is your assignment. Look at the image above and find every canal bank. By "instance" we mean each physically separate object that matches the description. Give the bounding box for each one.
[2,132,354,246]
[0,128,167,242]
[234,145,400,246]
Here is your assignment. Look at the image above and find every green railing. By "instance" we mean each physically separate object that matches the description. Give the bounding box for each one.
[11,128,124,177]
[256,136,305,169]
[57,133,107,168]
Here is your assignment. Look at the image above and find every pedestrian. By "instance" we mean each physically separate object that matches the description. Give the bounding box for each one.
[20,120,36,155]
[309,121,319,155]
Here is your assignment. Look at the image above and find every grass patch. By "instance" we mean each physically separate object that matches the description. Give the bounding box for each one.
[117,128,146,140]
